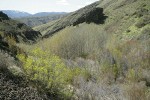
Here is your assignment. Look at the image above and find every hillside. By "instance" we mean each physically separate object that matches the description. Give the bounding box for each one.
[34,1,106,36]
[0,11,41,56]
[15,13,66,27]
[0,11,41,43]
[0,12,47,99]
[0,0,150,100]
[33,0,150,99]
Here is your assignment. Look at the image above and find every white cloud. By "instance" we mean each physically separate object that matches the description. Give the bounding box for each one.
[56,0,70,5]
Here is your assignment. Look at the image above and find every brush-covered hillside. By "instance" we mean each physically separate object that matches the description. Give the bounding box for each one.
[0,11,41,56]
[0,0,150,100]
[0,11,41,43]
[33,0,150,99]
[0,12,47,99]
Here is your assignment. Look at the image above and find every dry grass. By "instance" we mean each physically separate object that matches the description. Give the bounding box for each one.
[123,82,149,100]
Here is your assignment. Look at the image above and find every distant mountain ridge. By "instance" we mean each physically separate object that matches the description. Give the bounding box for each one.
[32,12,66,17]
[1,10,31,18]
[1,10,66,18]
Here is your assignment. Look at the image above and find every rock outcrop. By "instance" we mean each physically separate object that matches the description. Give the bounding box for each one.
[0,11,9,21]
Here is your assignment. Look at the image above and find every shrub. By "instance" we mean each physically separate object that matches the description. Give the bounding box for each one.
[123,82,148,100]
[100,63,120,84]
[126,68,143,83]
[0,52,9,70]
[17,48,86,99]
[40,25,107,59]
[135,15,150,28]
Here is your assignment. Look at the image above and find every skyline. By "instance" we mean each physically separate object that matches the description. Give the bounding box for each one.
[0,0,98,14]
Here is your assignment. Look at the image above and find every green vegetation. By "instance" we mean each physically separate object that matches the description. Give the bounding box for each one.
[32,0,150,99]
[37,24,107,59]
[0,11,41,43]
[17,48,89,99]
[0,0,150,99]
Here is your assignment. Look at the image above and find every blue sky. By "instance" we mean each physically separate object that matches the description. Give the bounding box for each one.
[0,0,98,14]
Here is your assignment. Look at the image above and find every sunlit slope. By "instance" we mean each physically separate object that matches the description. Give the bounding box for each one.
[34,0,150,68]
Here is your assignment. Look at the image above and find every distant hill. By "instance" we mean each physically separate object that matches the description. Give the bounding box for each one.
[1,10,67,27]
[15,13,67,27]
[1,10,31,18]
[32,12,66,17]
[1,10,67,18]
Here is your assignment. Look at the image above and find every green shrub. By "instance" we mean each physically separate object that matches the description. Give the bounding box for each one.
[126,68,143,83]
[135,15,150,28]
[17,48,87,99]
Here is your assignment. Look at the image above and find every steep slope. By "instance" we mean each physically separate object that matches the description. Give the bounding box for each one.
[0,11,41,55]
[35,0,150,58]
[0,11,41,43]
[0,12,47,99]
[34,1,107,37]
[34,0,150,99]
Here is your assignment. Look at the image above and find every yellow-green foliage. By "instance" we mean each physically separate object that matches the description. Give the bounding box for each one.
[6,36,16,47]
[126,68,142,83]
[100,63,120,83]
[0,31,3,35]
[18,48,70,85]
[17,48,87,98]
